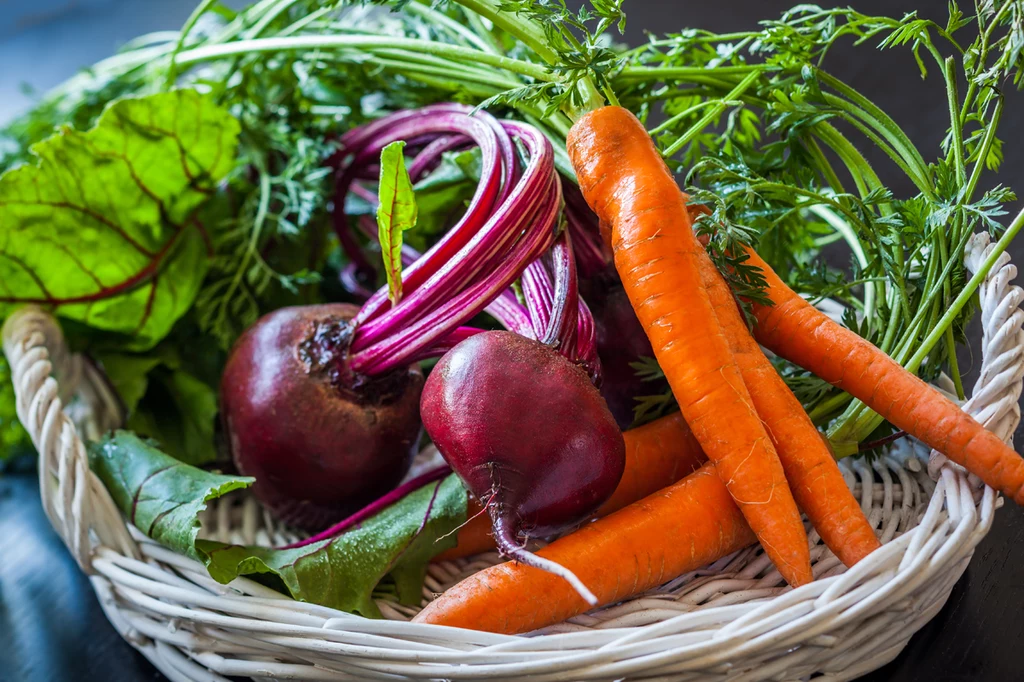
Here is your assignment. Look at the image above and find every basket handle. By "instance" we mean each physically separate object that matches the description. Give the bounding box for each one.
[1,307,139,570]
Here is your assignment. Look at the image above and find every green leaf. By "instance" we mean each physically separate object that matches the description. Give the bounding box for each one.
[410,183,473,251]
[89,431,467,616]
[199,475,465,616]
[126,370,219,466]
[376,141,418,305]
[96,352,165,415]
[0,89,240,350]
[88,431,252,559]
[413,147,482,193]
[96,348,219,466]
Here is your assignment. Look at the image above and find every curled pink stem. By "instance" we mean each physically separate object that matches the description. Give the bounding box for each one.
[330,105,599,381]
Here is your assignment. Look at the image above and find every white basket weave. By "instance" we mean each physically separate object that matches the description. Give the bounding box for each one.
[4,232,1023,682]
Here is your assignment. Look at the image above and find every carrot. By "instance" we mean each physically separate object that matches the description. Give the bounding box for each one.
[433,412,707,561]
[432,501,493,562]
[601,412,706,514]
[740,247,1024,503]
[697,251,880,566]
[567,106,813,587]
[415,462,756,634]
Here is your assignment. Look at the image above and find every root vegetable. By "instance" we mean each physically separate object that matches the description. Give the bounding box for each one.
[415,462,755,634]
[567,105,813,587]
[221,304,423,530]
[434,411,705,561]
[421,330,625,601]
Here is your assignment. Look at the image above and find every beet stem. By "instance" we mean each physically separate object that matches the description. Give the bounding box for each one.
[521,258,555,337]
[859,430,909,451]
[543,227,580,356]
[333,180,377,279]
[406,134,469,180]
[348,111,505,331]
[279,464,452,550]
[339,262,375,301]
[351,121,551,349]
[349,181,536,338]
[349,179,561,374]
[331,106,602,383]
[412,325,484,362]
[564,184,610,278]
[575,296,602,384]
[490,510,598,606]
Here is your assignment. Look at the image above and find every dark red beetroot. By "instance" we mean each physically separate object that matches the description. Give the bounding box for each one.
[221,303,423,531]
[581,265,670,429]
[421,330,625,601]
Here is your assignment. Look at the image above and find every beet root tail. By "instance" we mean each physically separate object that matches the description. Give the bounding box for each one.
[491,512,598,605]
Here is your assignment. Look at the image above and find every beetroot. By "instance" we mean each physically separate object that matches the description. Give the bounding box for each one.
[421,330,625,601]
[221,304,423,531]
[582,265,669,429]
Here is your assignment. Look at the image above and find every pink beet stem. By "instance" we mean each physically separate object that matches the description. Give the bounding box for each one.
[331,105,600,381]
[542,230,580,357]
[279,465,452,550]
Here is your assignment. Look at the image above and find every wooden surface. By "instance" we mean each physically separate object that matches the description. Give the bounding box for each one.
[2,1,1024,680]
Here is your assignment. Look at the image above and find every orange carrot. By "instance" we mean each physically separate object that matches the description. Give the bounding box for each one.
[432,502,493,562]
[742,247,1024,504]
[415,462,756,634]
[434,412,707,561]
[567,106,812,586]
[601,412,706,514]
[697,251,880,566]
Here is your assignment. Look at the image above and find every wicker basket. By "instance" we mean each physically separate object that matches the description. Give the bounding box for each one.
[3,231,1022,682]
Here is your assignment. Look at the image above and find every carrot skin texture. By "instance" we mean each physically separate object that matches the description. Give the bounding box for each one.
[414,463,756,634]
[433,412,707,561]
[601,412,706,514]
[697,252,880,566]
[567,106,812,587]
[744,248,1024,505]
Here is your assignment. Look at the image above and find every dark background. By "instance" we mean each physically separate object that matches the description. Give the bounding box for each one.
[2,1,1023,680]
